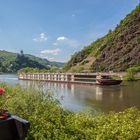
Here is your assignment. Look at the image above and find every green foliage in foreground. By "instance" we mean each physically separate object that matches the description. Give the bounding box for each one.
[1,83,140,140]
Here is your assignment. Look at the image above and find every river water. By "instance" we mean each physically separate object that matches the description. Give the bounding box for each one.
[0,74,140,113]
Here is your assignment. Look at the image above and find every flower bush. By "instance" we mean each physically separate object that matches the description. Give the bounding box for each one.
[0,87,5,110]
[0,87,5,95]
[0,87,9,120]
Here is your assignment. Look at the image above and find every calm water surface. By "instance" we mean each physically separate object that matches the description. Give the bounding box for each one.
[0,74,140,113]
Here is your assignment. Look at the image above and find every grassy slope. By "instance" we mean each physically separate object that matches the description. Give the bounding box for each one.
[64,4,140,72]
[0,50,16,62]
[0,50,65,69]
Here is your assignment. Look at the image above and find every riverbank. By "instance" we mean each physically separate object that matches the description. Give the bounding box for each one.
[1,82,140,139]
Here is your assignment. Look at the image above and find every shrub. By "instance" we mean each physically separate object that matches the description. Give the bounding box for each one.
[126,66,140,81]
[80,60,89,65]
[1,83,140,140]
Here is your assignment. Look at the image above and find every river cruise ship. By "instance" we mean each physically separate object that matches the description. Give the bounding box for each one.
[18,73,122,85]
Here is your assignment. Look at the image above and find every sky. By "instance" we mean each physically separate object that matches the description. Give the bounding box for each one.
[0,0,139,62]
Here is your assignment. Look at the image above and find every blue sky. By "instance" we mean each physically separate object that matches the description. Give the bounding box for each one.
[0,0,139,62]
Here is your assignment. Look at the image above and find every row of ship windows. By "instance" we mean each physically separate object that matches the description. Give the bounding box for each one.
[24,75,71,78]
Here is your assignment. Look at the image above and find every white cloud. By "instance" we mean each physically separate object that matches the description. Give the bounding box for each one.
[40,48,61,56]
[43,56,55,61]
[57,36,67,41]
[55,36,81,48]
[33,33,48,42]
[48,57,54,61]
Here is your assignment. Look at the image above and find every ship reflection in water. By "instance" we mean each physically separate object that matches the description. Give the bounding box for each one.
[19,80,140,113]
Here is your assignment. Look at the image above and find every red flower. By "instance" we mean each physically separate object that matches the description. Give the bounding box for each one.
[0,88,5,95]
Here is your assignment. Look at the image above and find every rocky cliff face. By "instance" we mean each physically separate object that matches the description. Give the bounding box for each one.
[64,4,140,72]
[93,5,140,72]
